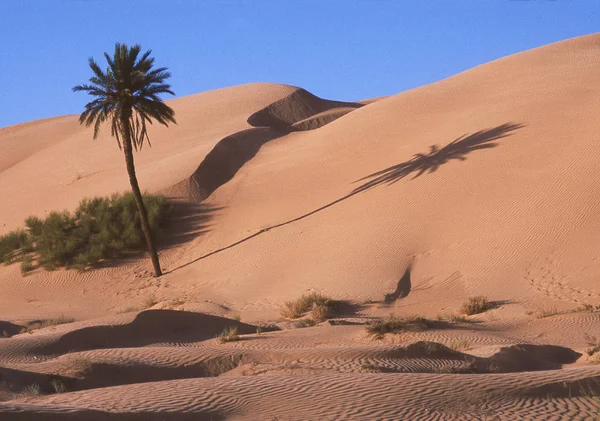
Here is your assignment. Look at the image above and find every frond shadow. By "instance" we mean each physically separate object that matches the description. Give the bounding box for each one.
[353,123,524,194]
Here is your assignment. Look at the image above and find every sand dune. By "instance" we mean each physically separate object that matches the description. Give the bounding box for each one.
[2,33,600,419]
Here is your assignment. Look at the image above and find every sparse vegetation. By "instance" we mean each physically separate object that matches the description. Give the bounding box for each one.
[18,384,41,397]
[27,315,75,331]
[281,292,333,320]
[0,193,170,273]
[460,296,493,315]
[0,230,29,264]
[575,303,600,313]
[50,379,67,394]
[584,333,600,358]
[20,255,34,274]
[526,305,559,319]
[142,295,158,309]
[219,326,240,343]
[310,304,330,322]
[449,340,471,351]
[366,315,433,338]
[295,319,317,328]
[117,306,140,314]
[231,313,242,322]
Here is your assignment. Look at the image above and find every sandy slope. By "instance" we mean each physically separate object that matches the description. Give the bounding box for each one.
[1,33,600,419]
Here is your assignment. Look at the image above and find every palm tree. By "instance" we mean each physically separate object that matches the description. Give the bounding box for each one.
[73,43,176,277]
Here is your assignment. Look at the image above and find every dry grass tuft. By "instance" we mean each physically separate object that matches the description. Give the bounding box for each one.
[142,295,158,309]
[526,305,560,319]
[27,315,75,331]
[281,292,332,320]
[584,333,600,358]
[310,304,330,322]
[295,319,317,328]
[460,296,493,315]
[219,326,240,343]
[18,384,41,397]
[117,306,140,314]
[366,315,433,338]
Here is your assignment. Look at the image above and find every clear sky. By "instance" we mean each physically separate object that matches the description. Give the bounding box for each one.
[0,0,598,128]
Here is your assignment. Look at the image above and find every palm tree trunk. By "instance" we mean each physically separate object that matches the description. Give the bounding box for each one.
[121,116,163,277]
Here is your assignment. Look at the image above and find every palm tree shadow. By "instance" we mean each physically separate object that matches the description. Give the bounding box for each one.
[352,123,524,194]
[168,123,524,272]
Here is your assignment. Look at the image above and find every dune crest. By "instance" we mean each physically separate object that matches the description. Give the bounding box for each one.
[2,33,600,419]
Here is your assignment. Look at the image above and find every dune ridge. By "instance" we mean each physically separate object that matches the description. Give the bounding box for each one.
[1,33,600,419]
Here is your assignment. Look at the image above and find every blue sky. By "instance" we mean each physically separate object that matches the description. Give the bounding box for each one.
[0,0,598,128]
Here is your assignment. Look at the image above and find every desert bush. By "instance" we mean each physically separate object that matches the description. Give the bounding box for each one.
[366,315,433,338]
[25,216,43,238]
[584,333,600,358]
[281,292,332,319]
[219,326,240,343]
[27,315,75,331]
[20,255,34,274]
[0,230,29,263]
[460,296,493,315]
[2,193,170,272]
[526,305,560,319]
[311,304,330,322]
[295,318,317,328]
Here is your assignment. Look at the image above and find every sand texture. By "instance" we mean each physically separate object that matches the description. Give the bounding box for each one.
[1,34,600,419]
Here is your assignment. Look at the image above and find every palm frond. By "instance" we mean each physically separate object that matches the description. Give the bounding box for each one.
[73,42,176,148]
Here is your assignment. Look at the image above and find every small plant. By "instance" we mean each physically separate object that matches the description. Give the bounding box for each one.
[143,295,158,309]
[584,333,600,357]
[575,303,600,313]
[447,314,469,323]
[0,229,29,264]
[460,296,493,315]
[219,326,240,343]
[256,326,263,335]
[19,384,41,397]
[50,379,67,394]
[231,313,241,322]
[526,305,559,319]
[295,318,317,328]
[20,255,34,274]
[281,292,332,320]
[117,306,140,314]
[310,304,329,322]
[27,315,75,331]
[366,315,433,338]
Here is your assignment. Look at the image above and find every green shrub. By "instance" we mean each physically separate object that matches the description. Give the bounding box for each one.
[0,230,29,263]
[2,193,170,271]
[20,256,34,274]
[25,216,44,238]
[281,292,332,319]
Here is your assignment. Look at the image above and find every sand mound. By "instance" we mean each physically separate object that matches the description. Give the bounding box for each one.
[2,34,600,420]
[247,88,362,131]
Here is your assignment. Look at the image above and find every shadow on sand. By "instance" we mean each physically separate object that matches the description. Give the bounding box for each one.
[352,123,524,194]
[169,123,523,272]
